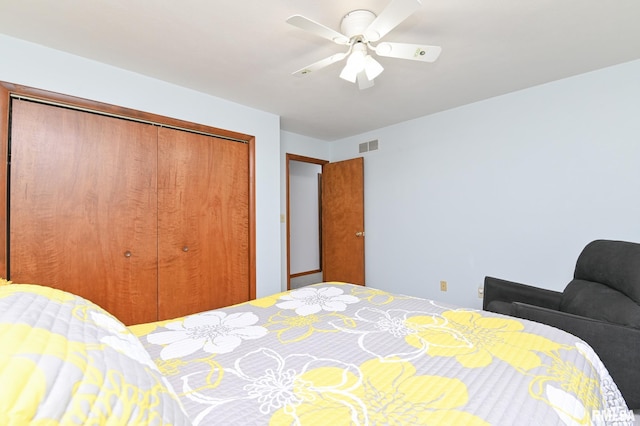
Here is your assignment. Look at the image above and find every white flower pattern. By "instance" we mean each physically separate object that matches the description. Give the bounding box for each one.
[90,311,158,370]
[331,307,431,360]
[545,384,586,426]
[147,311,268,360]
[276,286,359,316]
[180,348,362,424]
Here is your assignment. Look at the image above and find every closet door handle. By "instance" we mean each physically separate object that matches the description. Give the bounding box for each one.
[124,250,132,258]
[182,246,189,252]
[355,231,365,237]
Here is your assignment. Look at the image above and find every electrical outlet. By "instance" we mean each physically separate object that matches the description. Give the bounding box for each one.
[478,287,484,298]
[440,280,447,292]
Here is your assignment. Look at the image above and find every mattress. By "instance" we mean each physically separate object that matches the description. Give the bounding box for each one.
[131,282,632,425]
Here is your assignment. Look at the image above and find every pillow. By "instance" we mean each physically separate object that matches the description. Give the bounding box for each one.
[0,283,192,425]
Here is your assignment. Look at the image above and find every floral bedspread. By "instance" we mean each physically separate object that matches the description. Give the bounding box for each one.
[131,283,632,425]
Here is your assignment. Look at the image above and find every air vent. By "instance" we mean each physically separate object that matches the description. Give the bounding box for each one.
[358,139,379,154]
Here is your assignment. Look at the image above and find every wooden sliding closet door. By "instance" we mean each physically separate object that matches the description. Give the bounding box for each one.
[157,128,249,319]
[9,100,159,324]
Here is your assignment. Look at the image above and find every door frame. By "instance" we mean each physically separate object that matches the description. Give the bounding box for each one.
[286,153,328,290]
[0,81,257,300]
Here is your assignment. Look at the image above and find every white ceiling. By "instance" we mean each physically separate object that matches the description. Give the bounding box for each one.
[1,0,639,141]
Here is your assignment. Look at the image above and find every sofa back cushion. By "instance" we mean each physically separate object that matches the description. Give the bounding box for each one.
[574,239,640,304]
[560,279,640,329]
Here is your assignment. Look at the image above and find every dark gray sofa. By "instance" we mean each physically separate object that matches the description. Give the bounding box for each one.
[483,239,640,409]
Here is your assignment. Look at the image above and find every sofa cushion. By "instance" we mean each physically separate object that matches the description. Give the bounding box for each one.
[560,279,640,329]
[485,300,513,315]
[574,239,640,304]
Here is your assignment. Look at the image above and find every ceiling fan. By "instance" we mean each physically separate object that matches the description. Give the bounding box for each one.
[286,0,441,90]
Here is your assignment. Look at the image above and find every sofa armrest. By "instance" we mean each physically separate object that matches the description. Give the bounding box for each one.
[512,302,640,409]
[483,276,562,311]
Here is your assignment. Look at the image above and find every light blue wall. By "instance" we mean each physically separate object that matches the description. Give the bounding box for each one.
[0,34,282,298]
[329,59,640,308]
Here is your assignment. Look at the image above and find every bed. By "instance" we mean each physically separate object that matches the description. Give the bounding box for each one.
[0,281,634,425]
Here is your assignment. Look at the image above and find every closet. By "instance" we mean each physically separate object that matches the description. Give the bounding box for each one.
[3,88,255,325]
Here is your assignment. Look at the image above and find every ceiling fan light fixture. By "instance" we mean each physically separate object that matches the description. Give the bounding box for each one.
[347,43,367,68]
[340,42,384,85]
[364,55,384,80]
[339,61,359,83]
[339,44,366,83]
[357,71,375,90]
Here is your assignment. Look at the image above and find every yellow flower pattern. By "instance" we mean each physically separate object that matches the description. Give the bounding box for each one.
[528,344,609,425]
[407,310,561,370]
[349,286,402,305]
[269,358,489,425]
[265,310,355,343]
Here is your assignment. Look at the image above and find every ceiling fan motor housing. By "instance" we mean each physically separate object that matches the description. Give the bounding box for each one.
[340,10,376,39]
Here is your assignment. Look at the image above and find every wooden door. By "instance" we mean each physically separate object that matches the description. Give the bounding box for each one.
[9,100,159,324]
[322,157,365,284]
[157,128,250,320]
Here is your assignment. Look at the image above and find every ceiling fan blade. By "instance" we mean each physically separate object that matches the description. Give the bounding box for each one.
[364,0,422,42]
[287,15,350,45]
[293,52,348,76]
[374,42,441,62]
